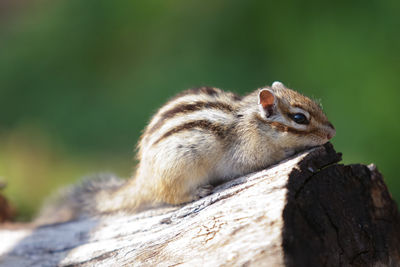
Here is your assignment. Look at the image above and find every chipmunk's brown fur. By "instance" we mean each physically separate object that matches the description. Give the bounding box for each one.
[36,82,335,224]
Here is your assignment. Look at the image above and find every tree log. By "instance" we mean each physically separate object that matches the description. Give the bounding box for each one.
[0,143,399,267]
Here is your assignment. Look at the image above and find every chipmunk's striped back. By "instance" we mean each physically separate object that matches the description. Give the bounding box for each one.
[137,87,242,160]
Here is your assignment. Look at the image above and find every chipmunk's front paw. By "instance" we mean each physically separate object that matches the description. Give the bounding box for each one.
[194,184,214,200]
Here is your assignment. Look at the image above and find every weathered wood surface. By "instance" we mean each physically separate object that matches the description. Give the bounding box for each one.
[0,143,399,267]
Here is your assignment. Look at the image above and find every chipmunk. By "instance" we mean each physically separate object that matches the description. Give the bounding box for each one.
[35,81,335,224]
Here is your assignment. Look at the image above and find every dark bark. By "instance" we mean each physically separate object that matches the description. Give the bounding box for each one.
[283,143,400,267]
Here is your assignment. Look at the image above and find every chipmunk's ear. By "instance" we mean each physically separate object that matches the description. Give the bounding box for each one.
[271,81,286,90]
[258,89,276,118]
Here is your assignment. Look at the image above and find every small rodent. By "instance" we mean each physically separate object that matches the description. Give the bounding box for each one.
[35,81,335,224]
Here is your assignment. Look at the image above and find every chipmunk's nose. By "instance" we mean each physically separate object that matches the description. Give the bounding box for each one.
[326,123,336,140]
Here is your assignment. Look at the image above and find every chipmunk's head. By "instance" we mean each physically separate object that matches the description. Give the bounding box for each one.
[257,81,335,150]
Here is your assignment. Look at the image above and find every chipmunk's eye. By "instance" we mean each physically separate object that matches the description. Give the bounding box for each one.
[291,113,309,125]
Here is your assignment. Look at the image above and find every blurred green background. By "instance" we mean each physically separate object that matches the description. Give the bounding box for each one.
[0,0,399,221]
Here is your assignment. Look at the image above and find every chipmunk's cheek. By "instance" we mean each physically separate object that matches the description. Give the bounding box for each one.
[307,134,326,146]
